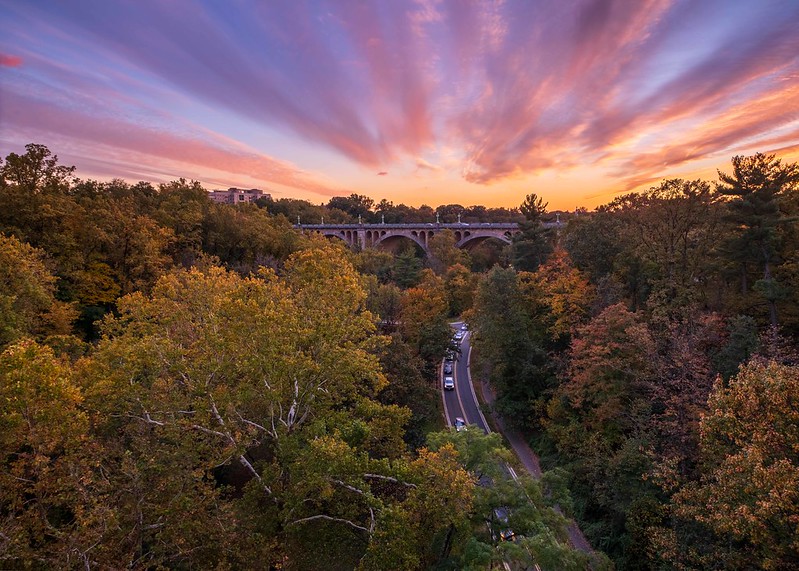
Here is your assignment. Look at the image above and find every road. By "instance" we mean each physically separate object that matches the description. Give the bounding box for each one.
[441,321,593,556]
[440,323,489,433]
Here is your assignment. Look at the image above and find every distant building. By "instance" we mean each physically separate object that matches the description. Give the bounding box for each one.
[209,188,271,204]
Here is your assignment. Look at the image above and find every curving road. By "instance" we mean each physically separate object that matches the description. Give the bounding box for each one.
[441,321,593,556]
[441,323,489,433]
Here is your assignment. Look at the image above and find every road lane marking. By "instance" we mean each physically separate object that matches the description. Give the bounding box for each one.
[463,332,491,432]
[440,360,452,427]
[453,355,470,425]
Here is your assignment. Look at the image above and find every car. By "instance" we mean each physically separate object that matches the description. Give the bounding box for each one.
[445,349,456,361]
[454,331,464,341]
[443,362,453,374]
[492,507,516,543]
[460,322,468,331]
[499,528,516,542]
[454,417,467,431]
[443,376,454,390]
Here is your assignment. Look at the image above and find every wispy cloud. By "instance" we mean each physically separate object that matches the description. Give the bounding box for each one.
[1,84,344,197]
[1,0,798,203]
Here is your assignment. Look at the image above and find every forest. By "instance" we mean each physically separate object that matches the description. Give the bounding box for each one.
[1,143,798,570]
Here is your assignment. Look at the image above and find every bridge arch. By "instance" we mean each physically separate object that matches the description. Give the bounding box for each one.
[457,232,513,250]
[372,232,427,253]
[295,223,533,254]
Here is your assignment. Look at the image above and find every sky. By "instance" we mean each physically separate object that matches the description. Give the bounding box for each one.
[1,0,799,211]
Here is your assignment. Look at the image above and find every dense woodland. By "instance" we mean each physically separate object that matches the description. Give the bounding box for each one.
[1,143,798,570]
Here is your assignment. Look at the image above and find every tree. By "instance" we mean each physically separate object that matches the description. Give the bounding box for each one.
[556,304,656,452]
[561,210,622,283]
[545,304,659,564]
[328,193,375,221]
[0,340,90,566]
[1,143,76,194]
[393,246,423,288]
[625,179,719,322]
[202,203,300,273]
[0,233,76,346]
[375,332,437,449]
[428,229,470,275]
[469,266,554,429]
[355,248,396,283]
[716,153,799,326]
[427,429,609,571]
[399,269,450,365]
[444,263,478,317]
[153,179,209,266]
[75,241,479,567]
[526,248,595,343]
[658,361,799,570]
[91,198,174,295]
[511,193,554,272]
[519,193,548,222]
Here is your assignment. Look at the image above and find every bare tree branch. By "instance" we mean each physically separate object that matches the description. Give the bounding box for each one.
[288,514,371,534]
[190,424,228,440]
[364,473,417,488]
[331,479,368,496]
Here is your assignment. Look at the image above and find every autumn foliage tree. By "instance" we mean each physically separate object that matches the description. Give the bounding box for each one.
[0,341,90,567]
[653,361,799,570]
[0,233,76,346]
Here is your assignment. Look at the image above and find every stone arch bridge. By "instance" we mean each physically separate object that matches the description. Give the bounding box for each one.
[296,222,529,254]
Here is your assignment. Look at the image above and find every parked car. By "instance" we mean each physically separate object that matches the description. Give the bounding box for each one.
[443,362,453,374]
[454,417,467,431]
[443,376,455,390]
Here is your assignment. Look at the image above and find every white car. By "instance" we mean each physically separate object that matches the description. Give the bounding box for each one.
[443,376,455,390]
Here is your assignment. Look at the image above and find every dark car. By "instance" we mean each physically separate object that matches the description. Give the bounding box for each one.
[454,417,467,431]
[443,362,453,374]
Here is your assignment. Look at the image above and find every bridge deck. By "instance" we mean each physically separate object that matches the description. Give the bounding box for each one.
[295,222,521,229]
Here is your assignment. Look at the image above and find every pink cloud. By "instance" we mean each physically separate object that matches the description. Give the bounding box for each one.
[0,53,22,67]
[0,89,344,197]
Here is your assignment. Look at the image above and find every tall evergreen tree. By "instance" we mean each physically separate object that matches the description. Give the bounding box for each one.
[716,153,799,326]
[510,193,554,272]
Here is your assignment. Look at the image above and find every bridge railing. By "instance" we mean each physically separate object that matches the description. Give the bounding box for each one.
[295,222,522,230]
